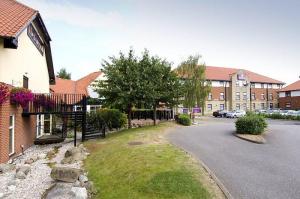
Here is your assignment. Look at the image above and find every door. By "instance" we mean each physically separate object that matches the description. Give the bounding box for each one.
[36,114,44,138]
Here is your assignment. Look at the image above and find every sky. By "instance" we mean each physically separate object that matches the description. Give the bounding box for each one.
[20,0,300,84]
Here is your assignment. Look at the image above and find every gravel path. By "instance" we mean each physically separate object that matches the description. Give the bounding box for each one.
[168,117,300,199]
[0,140,80,199]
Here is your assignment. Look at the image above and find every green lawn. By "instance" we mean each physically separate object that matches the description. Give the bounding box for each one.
[84,122,217,199]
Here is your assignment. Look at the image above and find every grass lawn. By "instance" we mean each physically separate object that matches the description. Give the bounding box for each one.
[84,122,222,199]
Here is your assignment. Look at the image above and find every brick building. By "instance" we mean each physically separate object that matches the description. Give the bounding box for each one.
[278,80,300,110]
[0,0,54,163]
[204,66,285,114]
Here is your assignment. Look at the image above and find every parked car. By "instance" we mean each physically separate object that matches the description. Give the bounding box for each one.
[226,110,246,118]
[213,110,228,117]
[291,111,300,116]
[280,110,296,116]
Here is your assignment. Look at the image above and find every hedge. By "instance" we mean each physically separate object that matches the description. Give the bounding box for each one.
[235,115,267,135]
[260,113,300,121]
[177,114,191,126]
[87,109,127,130]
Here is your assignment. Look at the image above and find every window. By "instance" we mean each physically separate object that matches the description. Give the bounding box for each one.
[236,92,240,100]
[220,104,224,110]
[251,93,256,100]
[252,103,256,110]
[208,93,212,100]
[261,93,265,100]
[243,103,247,110]
[236,81,240,87]
[269,93,273,100]
[251,83,255,88]
[261,83,265,88]
[286,102,291,108]
[219,81,224,87]
[261,103,265,109]
[207,104,212,111]
[236,103,240,110]
[270,103,274,109]
[285,91,291,97]
[243,92,247,100]
[220,92,224,100]
[23,75,28,89]
[9,115,15,155]
[268,84,272,88]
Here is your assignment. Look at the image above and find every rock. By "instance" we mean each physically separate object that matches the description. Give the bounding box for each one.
[7,185,16,192]
[16,165,31,175]
[43,183,73,199]
[73,180,81,187]
[25,159,34,164]
[79,175,88,183]
[7,178,17,186]
[0,164,15,174]
[38,153,47,160]
[15,171,26,179]
[71,187,88,199]
[61,147,87,164]
[84,181,97,195]
[50,167,83,183]
[0,193,4,198]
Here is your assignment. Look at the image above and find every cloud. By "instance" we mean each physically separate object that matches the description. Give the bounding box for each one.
[20,0,124,28]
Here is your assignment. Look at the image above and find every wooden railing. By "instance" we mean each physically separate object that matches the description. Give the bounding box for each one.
[23,93,87,115]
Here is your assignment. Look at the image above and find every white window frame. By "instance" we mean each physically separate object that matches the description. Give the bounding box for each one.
[9,115,15,156]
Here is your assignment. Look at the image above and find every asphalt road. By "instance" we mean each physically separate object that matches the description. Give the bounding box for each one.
[168,117,300,199]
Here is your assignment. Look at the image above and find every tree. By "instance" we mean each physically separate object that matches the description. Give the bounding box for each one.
[94,49,145,128]
[140,50,182,125]
[56,68,71,79]
[176,55,211,115]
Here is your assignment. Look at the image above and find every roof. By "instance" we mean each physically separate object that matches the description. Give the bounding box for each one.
[279,80,300,92]
[50,72,102,96]
[0,0,37,38]
[205,66,284,84]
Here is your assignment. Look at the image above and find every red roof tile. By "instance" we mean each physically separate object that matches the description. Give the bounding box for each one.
[0,0,37,38]
[50,72,102,96]
[279,80,300,92]
[205,66,284,84]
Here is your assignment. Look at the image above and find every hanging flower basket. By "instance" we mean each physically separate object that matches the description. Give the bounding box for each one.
[33,94,55,111]
[0,83,10,105]
[10,87,34,109]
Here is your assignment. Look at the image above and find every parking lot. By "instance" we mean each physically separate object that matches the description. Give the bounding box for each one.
[168,117,300,199]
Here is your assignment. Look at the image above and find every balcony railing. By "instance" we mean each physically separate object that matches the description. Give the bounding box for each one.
[23,93,87,115]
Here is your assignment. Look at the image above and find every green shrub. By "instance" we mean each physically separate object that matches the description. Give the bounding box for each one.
[87,109,127,130]
[235,115,267,135]
[177,114,191,126]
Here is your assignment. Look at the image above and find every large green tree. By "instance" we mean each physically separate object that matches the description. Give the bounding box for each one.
[95,49,182,128]
[141,50,182,125]
[176,55,211,115]
[56,68,71,80]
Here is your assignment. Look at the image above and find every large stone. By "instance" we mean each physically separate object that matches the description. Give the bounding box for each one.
[15,171,26,179]
[43,183,73,199]
[71,187,88,199]
[50,167,83,183]
[16,165,31,175]
[61,147,87,164]
[0,164,15,174]
[7,185,16,192]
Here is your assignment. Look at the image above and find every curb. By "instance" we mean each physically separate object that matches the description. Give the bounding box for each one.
[171,143,234,199]
[234,134,265,144]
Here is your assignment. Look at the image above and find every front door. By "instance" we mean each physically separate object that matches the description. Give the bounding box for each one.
[36,114,52,138]
[36,114,44,138]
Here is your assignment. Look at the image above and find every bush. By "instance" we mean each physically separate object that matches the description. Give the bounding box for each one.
[87,109,127,130]
[177,114,191,126]
[235,115,267,135]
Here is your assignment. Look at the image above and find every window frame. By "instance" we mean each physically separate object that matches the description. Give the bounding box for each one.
[207,104,212,111]
[220,92,224,100]
[236,92,240,100]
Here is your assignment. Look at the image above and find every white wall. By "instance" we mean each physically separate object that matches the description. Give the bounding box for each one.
[291,90,300,97]
[0,27,50,93]
[211,80,230,87]
[88,73,106,98]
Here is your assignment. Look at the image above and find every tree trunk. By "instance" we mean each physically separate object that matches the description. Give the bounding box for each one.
[127,104,132,128]
[153,106,157,126]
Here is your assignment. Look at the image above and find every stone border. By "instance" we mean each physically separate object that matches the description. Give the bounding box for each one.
[234,133,266,144]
